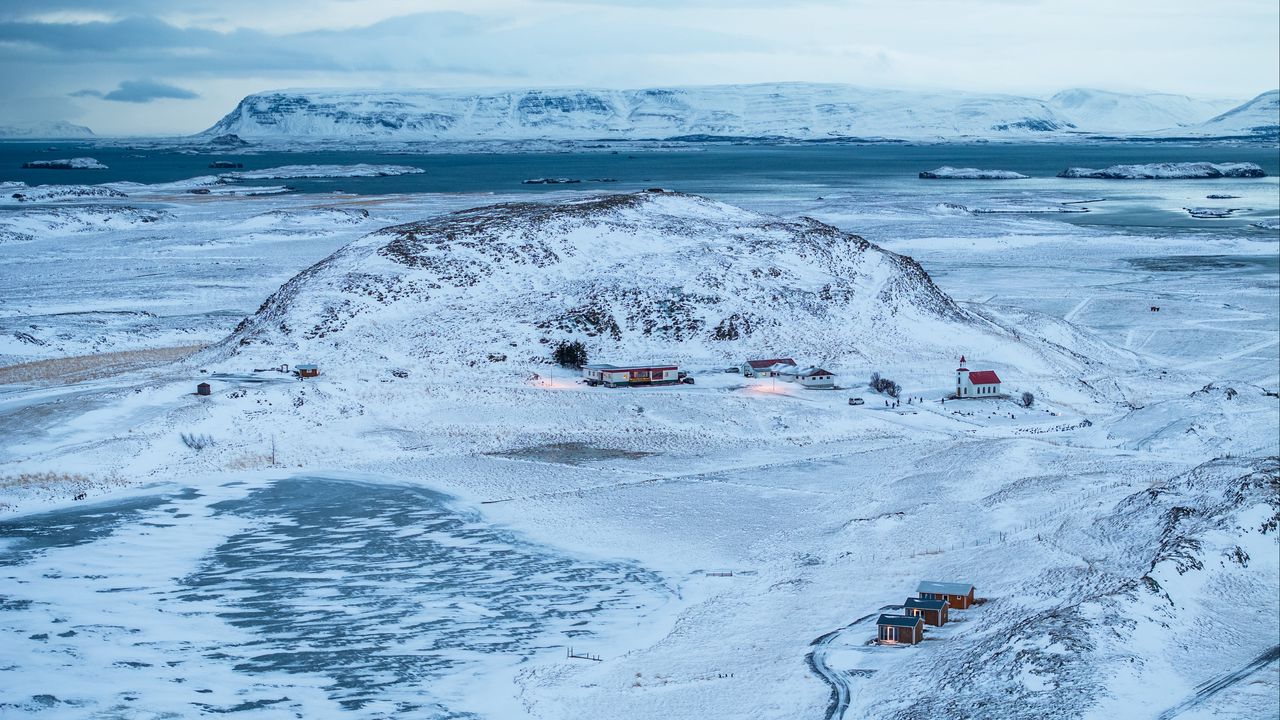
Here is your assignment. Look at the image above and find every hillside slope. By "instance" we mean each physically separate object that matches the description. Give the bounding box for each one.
[1156,90,1279,140]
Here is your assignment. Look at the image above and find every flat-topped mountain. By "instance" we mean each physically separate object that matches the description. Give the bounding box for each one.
[200,83,1253,142]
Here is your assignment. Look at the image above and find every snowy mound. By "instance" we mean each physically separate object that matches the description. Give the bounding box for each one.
[1057,162,1266,179]
[201,84,1085,142]
[227,164,425,180]
[5,183,127,203]
[0,120,94,138]
[1165,90,1279,139]
[21,157,108,170]
[918,167,1029,179]
[214,192,1129,386]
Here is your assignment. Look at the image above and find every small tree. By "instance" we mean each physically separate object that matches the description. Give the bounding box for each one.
[888,382,902,399]
[552,340,589,368]
[869,371,881,389]
[1021,391,1035,408]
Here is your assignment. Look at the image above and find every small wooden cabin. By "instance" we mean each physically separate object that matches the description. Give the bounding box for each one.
[876,614,924,645]
[904,596,949,626]
[917,581,976,610]
[196,382,211,396]
[297,364,320,378]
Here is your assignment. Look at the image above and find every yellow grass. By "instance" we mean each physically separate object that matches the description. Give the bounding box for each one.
[0,344,206,386]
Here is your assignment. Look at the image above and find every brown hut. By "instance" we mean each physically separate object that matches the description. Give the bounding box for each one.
[876,614,924,645]
[917,581,975,610]
[904,596,949,626]
[196,382,212,396]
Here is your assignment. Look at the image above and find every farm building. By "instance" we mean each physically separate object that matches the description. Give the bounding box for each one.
[297,364,320,378]
[876,614,924,645]
[795,367,836,388]
[956,356,1000,398]
[917,581,976,610]
[582,363,680,387]
[904,596,949,626]
[741,358,796,378]
[196,382,211,396]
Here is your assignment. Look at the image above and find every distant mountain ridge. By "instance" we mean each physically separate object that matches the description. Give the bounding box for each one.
[1162,90,1280,140]
[200,83,1266,142]
[0,120,94,139]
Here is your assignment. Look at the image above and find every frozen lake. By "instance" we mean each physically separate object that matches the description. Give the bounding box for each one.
[0,475,672,717]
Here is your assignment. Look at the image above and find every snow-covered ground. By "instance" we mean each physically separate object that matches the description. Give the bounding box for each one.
[0,170,1276,719]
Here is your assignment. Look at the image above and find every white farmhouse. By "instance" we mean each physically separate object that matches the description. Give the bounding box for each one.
[741,357,797,378]
[955,355,1001,398]
[795,367,836,389]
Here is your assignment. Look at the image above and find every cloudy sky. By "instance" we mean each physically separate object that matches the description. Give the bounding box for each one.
[1,0,1276,135]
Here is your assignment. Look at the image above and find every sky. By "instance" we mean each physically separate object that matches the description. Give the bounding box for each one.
[0,0,1276,135]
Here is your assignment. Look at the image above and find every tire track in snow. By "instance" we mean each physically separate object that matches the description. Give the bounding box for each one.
[807,607,898,720]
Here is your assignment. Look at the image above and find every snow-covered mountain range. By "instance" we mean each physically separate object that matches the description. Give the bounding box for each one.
[1163,90,1280,140]
[199,84,1270,143]
[0,120,95,139]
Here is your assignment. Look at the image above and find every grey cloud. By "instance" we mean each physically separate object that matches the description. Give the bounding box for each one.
[87,79,200,102]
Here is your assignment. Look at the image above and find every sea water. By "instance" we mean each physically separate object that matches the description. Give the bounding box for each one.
[2,142,1277,230]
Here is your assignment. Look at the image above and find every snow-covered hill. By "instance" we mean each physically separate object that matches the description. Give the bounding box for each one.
[214,191,1124,389]
[1047,88,1237,133]
[1165,90,1280,140]
[0,120,95,138]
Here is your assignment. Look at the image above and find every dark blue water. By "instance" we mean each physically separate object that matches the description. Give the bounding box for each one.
[3,142,1277,196]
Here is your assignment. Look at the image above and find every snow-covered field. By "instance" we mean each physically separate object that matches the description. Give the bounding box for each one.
[0,166,1276,719]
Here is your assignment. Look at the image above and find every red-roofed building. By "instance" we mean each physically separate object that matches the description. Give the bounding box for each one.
[956,355,1002,398]
[741,358,797,378]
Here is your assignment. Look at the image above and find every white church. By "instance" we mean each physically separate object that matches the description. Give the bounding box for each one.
[955,355,1002,398]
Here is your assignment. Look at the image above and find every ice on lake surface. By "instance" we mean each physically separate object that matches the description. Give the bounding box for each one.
[0,476,672,717]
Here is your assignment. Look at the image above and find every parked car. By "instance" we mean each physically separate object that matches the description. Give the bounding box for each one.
[725,366,740,374]
[681,377,695,385]
[849,397,865,406]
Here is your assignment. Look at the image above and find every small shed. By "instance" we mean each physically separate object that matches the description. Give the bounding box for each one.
[904,596,949,626]
[917,580,976,610]
[741,358,796,378]
[876,614,924,645]
[795,367,836,389]
[297,364,319,378]
[196,382,211,396]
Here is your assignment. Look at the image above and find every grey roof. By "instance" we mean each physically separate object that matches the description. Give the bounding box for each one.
[797,366,834,377]
[917,581,974,595]
[877,614,923,628]
[905,597,948,611]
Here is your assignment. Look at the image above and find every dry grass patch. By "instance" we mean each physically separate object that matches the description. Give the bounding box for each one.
[0,344,206,386]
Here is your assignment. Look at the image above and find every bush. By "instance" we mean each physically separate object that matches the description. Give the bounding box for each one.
[1021,391,1035,408]
[552,340,589,368]
[869,372,901,398]
[181,432,215,451]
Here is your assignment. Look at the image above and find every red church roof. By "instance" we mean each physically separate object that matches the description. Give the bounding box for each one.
[968,370,1001,385]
